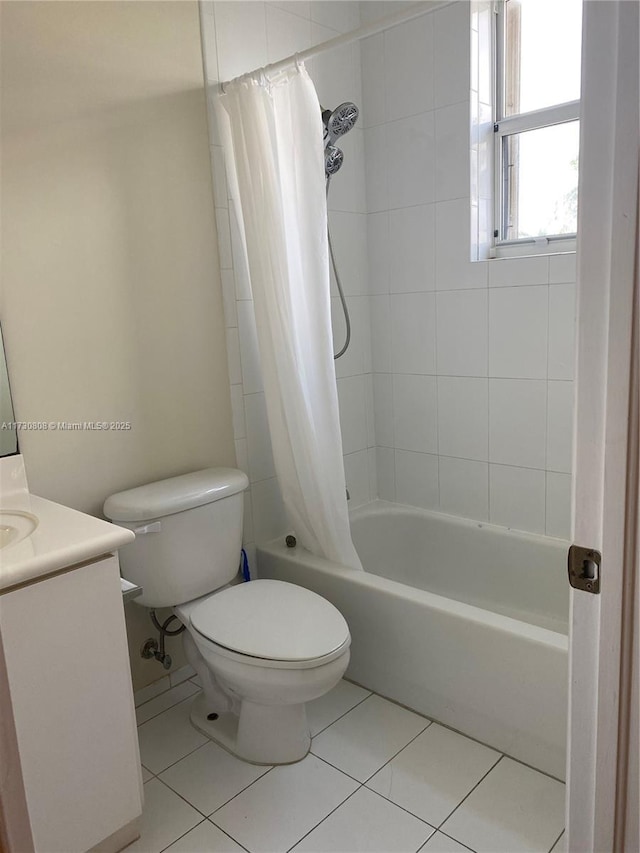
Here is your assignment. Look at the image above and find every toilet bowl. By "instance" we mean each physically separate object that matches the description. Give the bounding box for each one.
[104,468,351,765]
[177,580,350,764]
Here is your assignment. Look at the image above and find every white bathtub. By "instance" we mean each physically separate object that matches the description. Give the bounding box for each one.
[257,500,569,780]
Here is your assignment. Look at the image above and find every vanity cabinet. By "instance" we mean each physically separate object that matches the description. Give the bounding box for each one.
[1,553,142,853]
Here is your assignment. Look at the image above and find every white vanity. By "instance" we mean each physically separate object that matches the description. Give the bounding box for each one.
[0,455,143,853]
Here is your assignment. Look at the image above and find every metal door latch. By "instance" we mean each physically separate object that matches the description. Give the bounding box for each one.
[568,545,601,594]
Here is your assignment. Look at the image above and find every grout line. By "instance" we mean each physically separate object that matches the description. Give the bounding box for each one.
[310,690,373,738]
[155,775,211,820]
[548,829,565,852]
[158,817,208,853]
[437,755,504,832]
[136,685,201,727]
[435,828,478,852]
[284,784,364,852]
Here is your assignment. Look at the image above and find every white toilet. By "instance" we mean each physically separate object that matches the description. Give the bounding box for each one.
[104,468,350,765]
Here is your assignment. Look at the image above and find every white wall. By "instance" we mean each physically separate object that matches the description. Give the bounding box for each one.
[360,0,575,537]
[0,1,236,688]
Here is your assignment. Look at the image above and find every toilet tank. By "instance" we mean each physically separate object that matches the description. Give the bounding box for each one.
[104,468,249,608]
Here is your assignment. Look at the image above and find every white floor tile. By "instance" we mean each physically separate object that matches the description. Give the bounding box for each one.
[159,741,271,816]
[211,753,358,853]
[141,765,154,783]
[291,786,433,852]
[311,694,429,782]
[368,723,500,827]
[307,679,371,736]
[441,758,565,853]
[420,831,474,852]
[137,697,208,775]
[134,677,170,708]
[128,779,202,853]
[163,820,245,852]
[136,681,201,726]
[550,831,566,851]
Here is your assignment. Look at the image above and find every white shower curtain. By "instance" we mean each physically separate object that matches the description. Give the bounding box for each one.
[216,64,362,571]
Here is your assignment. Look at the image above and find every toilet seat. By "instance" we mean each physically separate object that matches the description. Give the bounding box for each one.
[187,579,350,669]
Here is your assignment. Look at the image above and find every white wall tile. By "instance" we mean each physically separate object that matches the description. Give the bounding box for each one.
[220,269,238,328]
[384,14,434,122]
[215,208,232,270]
[210,146,228,209]
[435,102,470,201]
[489,379,547,469]
[546,472,572,539]
[393,374,438,453]
[344,450,372,507]
[268,2,311,20]
[266,5,311,62]
[225,329,242,386]
[391,293,437,374]
[548,283,576,380]
[333,297,369,379]
[437,376,488,461]
[234,438,249,475]
[489,285,549,379]
[489,464,546,534]
[230,385,246,439]
[237,301,263,394]
[200,4,219,84]
[229,202,252,299]
[436,290,488,376]
[326,127,367,215]
[488,255,549,288]
[373,373,393,446]
[328,212,369,296]
[435,199,488,289]
[387,111,435,209]
[311,1,359,33]
[251,477,288,543]
[395,450,439,510]
[361,34,386,127]
[364,124,389,212]
[376,446,396,500]
[242,489,254,543]
[434,1,471,108]
[215,2,267,81]
[549,252,577,284]
[388,204,436,293]
[371,295,392,372]
[245,393,276,482]
[547,381,574,474]
[439,456,489,521]
[367,212,390,294]
[337,375,368,454]
[365,372,376,446]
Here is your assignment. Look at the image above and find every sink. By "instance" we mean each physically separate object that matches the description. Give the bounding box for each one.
[0,510,39,549]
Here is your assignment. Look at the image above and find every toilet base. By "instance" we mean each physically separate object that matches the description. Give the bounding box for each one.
[189,693,311,765]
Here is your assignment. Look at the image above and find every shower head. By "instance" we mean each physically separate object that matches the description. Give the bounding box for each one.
[322,102,359,145]
[324,145,344,177]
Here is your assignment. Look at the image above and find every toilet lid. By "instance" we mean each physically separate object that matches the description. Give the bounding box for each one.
[189,579,350,662]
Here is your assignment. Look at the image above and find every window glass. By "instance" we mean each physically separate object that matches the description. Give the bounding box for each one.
[503,121,579,239]
[504,0,582,116]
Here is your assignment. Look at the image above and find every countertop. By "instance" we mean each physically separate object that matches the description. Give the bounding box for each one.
[0,456,134,592]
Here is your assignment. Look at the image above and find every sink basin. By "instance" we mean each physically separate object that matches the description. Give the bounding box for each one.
[0,510,39,549]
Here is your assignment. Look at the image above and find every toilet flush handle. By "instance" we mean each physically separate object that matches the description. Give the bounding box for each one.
[132,521,161,536]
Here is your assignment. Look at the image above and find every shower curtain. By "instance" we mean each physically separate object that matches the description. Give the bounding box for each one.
[216,64,362,571]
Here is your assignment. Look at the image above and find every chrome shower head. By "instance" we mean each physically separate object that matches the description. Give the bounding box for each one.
[322,102,359,145]
[324,145,344,177]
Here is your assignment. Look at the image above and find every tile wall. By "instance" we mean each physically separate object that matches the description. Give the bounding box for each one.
[360,0,576,538]
[201,0,576,548]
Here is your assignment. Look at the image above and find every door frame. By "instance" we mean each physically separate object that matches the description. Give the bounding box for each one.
[568,1,639,850]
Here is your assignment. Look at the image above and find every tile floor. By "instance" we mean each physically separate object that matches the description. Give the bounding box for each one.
[133,675,566,853]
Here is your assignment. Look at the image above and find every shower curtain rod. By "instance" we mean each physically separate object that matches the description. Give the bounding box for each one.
[218,0,452,93]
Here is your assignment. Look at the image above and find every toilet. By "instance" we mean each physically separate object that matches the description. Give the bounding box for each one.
[104,468,350,765]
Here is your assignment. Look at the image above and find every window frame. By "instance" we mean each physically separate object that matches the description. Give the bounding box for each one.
[492,0,580,255]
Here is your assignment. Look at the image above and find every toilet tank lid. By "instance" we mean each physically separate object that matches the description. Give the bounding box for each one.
[103,468,249,522]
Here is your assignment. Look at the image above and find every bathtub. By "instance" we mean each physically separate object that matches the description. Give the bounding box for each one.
[257,500,569,780]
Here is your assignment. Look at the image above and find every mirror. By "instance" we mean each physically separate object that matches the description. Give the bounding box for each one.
[0,325,19,456]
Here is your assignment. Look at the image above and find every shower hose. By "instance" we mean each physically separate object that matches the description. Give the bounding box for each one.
[327,185,351,360]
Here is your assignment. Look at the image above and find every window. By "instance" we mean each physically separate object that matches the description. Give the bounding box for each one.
[493,0,582,250]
